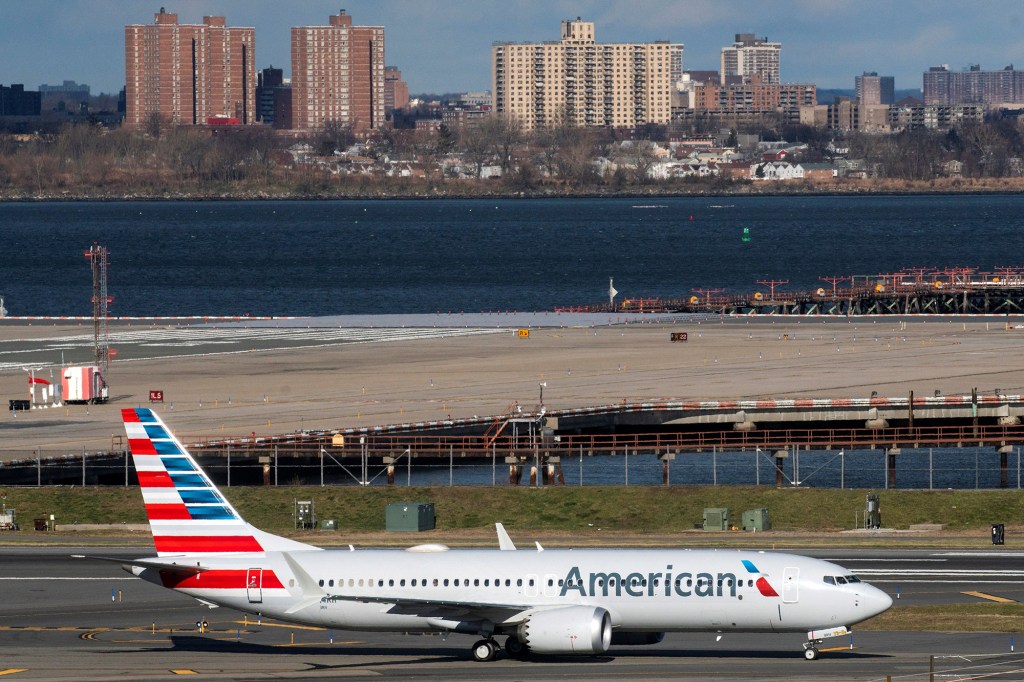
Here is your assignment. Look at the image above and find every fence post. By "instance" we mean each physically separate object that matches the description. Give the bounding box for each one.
[449,445,453,487]
[82,447,86,486]
[125,449,129,487]
[37,449,41,487]
[624,446,629,486]
[227,446,231,487]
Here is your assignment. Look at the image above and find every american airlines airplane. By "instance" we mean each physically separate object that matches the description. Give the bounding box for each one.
[85,408,892,662]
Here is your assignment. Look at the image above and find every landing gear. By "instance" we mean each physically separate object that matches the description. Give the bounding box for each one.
[803,646,819,661]
[472,638,500,662]
[505,635,529,659]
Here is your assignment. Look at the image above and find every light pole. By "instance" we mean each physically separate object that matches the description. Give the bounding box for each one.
[539,382,547,409]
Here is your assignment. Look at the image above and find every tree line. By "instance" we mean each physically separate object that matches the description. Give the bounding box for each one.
[1,112,1023,198]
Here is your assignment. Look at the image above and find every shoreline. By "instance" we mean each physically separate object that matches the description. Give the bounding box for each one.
[2,183,1024,203]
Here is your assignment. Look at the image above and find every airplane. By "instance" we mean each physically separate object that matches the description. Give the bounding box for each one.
[82,407,893,662]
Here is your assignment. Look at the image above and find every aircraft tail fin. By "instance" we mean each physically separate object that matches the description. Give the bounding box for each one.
[122,407,316,557]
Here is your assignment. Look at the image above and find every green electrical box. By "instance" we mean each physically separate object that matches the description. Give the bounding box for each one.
[742,508,771,531]
[702,507,730,531]
[386,502,436,532]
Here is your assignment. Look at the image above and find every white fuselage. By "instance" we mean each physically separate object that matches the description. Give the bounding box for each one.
[134,547,891,635]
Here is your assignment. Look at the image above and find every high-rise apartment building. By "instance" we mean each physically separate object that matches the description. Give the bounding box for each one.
[721,34,781,85]
[124,9,255,128]
[256,66,283,126]
[924,64,1024,106]
[384,66,409,113]
[492,17,682,130]
[855,72,895,105]
[290,10,386,131]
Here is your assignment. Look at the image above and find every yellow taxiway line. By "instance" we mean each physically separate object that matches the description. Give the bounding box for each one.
[961,591,1017,603]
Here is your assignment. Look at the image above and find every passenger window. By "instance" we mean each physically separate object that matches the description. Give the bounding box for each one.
[443,579,449,587]
[433,579,439,587]
[505,579,511,587]
[400,579,406,586]
[454,579,460,587]
[529,579,535,587]
[378,580,384,587]
[484,579,490,587]
[517,579,523,587]
[328,579,334,587]
[474,579,480,587]
[389,579,395,587]
[318,579,324,587]
[411,579,417,587]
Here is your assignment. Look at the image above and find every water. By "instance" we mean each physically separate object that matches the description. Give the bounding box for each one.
[4,195,1023,489]
[29,445,1021,489]
[2,195,1024,317]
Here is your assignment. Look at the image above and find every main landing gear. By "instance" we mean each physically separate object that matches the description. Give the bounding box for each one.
[471,635,530,661]
[472,638,500,662]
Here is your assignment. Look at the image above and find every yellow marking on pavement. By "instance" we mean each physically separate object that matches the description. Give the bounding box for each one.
[962,590,1017,603]
[171,671,197,675]
[233,620,324,631]
[820,646,854,653]
[0,671,28,677]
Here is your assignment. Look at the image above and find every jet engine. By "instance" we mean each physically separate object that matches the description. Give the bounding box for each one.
[516,605,612,655]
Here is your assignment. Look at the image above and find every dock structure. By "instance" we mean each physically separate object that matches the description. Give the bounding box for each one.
[563,268,1024,316]
[5,392,1024,487]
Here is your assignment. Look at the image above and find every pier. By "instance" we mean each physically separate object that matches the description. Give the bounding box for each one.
[562,268,1024,316]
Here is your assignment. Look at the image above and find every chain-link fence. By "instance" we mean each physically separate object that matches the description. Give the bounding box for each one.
[1,445,1021,489]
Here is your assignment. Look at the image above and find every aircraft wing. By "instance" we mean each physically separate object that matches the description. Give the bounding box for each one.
[321,592,536,624]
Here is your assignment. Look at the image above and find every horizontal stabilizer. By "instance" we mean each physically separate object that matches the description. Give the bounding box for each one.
[73,554,210,575]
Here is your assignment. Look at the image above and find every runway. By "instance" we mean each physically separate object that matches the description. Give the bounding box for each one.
[1,547,1021,681]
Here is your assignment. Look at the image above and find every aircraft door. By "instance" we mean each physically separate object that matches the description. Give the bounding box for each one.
[782,567,799,603]
[246,568,263,603]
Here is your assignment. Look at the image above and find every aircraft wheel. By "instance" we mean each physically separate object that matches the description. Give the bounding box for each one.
[804,647,819,661]
[472,639,498,662]
[505,635,528,659]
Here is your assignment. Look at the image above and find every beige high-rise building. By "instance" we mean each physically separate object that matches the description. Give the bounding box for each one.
[721,34,781,85]
[290,10,386,132]
[124,9,256,128]
[492,17,682,130]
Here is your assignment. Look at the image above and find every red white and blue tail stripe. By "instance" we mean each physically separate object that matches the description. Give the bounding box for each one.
[122,408,314,557]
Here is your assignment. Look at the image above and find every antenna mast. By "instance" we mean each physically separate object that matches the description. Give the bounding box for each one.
[84,244,110,373]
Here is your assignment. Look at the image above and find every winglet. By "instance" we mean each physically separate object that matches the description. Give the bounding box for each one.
[495,523,517,550]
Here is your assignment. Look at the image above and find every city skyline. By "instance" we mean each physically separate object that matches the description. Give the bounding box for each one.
[3,1,1024,97]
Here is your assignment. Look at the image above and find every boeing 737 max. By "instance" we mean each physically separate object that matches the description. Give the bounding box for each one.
[83,408,892,662]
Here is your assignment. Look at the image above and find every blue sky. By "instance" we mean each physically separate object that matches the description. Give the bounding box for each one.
[3,1,1024,96]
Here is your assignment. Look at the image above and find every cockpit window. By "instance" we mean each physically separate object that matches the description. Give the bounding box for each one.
[836,576,848,584]
[823,576,836,585]
[846,575,861,583]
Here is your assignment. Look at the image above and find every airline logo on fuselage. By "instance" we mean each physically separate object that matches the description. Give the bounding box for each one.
[559,561,778,599]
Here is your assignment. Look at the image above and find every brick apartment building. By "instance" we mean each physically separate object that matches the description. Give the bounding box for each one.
[290,10,386,132]
[924,64,1024,106]
[124,9,256,128]
[492,17,682,130]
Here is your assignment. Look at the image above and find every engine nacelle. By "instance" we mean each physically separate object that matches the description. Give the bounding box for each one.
[611,631,665,646]
[517,605,612,655]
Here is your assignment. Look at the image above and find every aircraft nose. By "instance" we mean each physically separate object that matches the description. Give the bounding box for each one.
[865,586,893,617]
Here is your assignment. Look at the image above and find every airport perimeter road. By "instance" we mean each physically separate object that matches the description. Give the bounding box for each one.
[1,547,1022,681]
